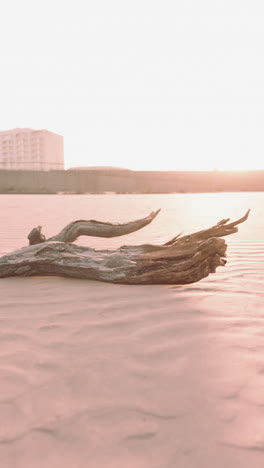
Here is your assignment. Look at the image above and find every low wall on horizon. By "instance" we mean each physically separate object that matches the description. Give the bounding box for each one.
[0,169,263,193]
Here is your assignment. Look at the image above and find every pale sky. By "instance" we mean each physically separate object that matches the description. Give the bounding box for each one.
[1,0,264,171]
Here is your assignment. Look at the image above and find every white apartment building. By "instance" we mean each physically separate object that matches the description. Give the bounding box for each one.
[0,128,64,170]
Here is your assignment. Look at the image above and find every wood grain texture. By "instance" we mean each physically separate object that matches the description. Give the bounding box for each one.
[0,210,250,285]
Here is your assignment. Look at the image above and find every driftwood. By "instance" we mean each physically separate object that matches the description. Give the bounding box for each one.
[0,209,250,285]
[27,209,161,245]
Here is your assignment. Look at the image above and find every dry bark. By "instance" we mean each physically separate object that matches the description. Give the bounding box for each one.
[0,209,250,285]
[27,209,161,244]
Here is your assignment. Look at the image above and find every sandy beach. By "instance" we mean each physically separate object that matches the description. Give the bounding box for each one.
[1,276,264,468]
[2,0,264,463]
[0,193,264,467]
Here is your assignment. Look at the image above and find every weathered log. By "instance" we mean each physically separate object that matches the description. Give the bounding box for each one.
[27,209,161,244]
[0,209,250,284]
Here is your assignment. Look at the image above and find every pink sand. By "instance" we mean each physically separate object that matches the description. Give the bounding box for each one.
[0,193,263,467]
[0,275,264,468]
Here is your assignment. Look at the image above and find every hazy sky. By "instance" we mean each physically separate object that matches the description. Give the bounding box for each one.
[1,0,264,171]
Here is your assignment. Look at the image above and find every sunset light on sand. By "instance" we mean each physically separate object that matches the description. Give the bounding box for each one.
[1,2,264,468]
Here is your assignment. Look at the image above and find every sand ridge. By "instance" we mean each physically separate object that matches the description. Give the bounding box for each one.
[0,192,264,467]
[0,271,264,468]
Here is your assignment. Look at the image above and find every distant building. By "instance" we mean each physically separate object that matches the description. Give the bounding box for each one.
[0,128,64,170]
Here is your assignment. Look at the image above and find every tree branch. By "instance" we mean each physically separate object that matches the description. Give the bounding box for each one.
[27,209,161,245]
